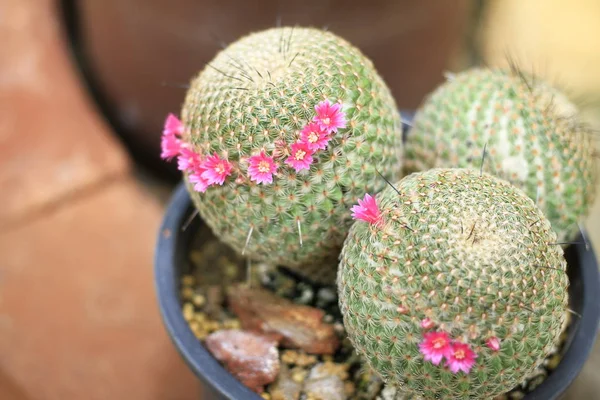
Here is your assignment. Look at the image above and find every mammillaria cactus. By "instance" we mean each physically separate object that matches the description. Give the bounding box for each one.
[161,27,403,282]
[404,67,597,243]
[338,168,569,399]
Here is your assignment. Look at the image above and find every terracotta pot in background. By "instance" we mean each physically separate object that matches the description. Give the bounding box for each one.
[65,0,471,175]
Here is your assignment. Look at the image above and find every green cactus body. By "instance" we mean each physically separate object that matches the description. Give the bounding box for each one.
[338,168,569,399]
[179,27,403,282]
[404,67,597,242]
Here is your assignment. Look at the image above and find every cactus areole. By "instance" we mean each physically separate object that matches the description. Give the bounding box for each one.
[338,168,569,399]
[160,27,403,282]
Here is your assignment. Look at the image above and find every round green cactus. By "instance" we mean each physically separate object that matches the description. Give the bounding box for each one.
[169,27,403,283]
[404,67,597,243]
[338,168,569,399]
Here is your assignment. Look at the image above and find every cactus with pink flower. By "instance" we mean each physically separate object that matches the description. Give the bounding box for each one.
[160,26,403,283]
[338,168,569,398]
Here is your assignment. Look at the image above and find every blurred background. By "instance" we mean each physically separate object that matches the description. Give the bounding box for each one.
[1,0,599,398]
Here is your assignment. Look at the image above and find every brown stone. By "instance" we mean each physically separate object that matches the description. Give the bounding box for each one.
[0,0,129,230]
[0,179,199,400]
[227,285,340,355]
[205,329,280,394]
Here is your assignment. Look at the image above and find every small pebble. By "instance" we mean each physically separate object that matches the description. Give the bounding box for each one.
[181,286,194,300]
[509,391,525,400]
[547,354,562,370]
[194,330,208,340]
[296,352,318,367]
[182,303,194,321]
[193,294,206,307]
[334,322,345,335]
[317,287,337,303]
[206,321,221,333]
[344,381,356,396]
[291,368,307,383]
[320,360,349,380]
[224,262,239,279]
[270,363,303,400]
[261,393,271,400]
[205,329,280,393]
[189,321,200,332]
[194,312,206,323]
[181,275,196,286]
[281,350,298,365]
[305,362,347,400]
[297,289,314,304]
[223,319,241,330]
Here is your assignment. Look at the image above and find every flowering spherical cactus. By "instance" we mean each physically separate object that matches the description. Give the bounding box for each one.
[338,168,569,399]
[404,67,597,243]
[161,27,403,283]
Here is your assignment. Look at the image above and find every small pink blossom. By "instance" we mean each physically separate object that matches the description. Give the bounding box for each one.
[160,134,181,160]
[164,113,184,136]
[177,147,202,171]
[248,151,278,184]
[314,100,347,133]
[285,141,315,172]
[188,164,209,193]
[486,337,500,352]
[200,153,233,185]
[300,122,331,151]
[160,113,184,160]
[350,194,382,225]
[421,318,435,329]
[419,331,452,366]
[446,342,478,374]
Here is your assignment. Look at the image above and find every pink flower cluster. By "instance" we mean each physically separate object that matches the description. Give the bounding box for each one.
[160,114,233,192]
[419,331,477,374]
[160,100,347,191]
[284,100,347,173]
[418,322,501,374]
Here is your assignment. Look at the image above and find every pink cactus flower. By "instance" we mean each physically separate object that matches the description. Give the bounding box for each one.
[285,141,315,172]
[300,122,331,151]
[421,318,435,329]
[486,337,501,352]
[164,113,184,136]
[419,331,453,366]
[446,341,478,374]
[200,153,233,185]
[314,100,347,133]
[188,164,209,193]
[160,113,184,160]
[160,135,181,160]
[248,151,278,184]
[177,146,202,171]
[350,194,382,225]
